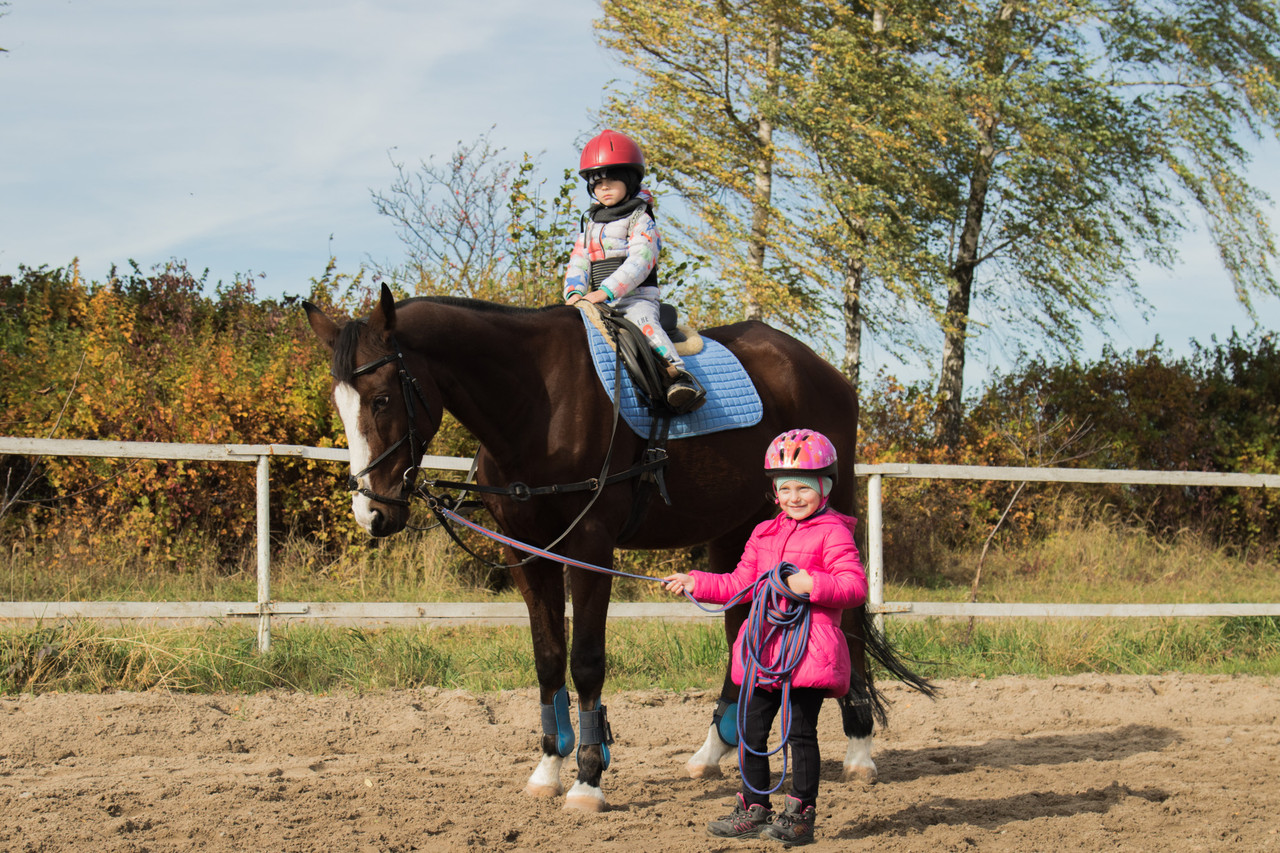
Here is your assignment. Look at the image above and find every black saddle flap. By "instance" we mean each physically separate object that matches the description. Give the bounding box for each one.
[601,309,678,414]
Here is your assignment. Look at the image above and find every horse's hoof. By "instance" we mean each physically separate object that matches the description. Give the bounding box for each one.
[524,782,563,798]
[842,764,877,785]
[563,782,607,812]
[686,761,723,779]
[843,735,876,785]
[686,725,733,779]
[525,753,564,798]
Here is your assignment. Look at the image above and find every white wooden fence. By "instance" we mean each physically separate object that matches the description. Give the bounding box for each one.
[2,436,1278,652]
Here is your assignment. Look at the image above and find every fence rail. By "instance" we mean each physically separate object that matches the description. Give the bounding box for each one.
[3,437,1278,651]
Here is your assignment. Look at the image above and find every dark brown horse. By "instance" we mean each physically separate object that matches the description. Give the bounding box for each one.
[304,285,930,811]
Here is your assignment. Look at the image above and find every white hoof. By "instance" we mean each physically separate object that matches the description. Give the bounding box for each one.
[686,760,724,779]
[524,754,564,798]
[563,781,607,812]
[842,734,877,784]
[686,723,733,779]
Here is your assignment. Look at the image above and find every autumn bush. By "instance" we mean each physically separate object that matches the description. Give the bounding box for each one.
[858,333,1280,584]
[0,261,367,563]
[2,262,1277,589]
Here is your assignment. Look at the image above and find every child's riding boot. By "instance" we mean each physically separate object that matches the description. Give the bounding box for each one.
[665,364,705,413]
[707,792,773,838]
[760,795,816,847]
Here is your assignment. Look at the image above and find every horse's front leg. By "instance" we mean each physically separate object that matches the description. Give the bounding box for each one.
[563,561,614,812]
[511,554,573,799]
[686,601,746,778]
[686,535,751,779]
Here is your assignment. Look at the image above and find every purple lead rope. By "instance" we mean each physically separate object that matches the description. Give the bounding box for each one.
[430,501,811,794]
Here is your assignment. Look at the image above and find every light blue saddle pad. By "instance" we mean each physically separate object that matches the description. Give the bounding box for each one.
[581,312,763,439]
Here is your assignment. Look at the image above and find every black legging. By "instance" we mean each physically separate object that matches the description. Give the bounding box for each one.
[740,685,826,810]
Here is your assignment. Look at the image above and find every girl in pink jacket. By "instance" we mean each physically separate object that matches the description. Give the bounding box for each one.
[664,429,867,847]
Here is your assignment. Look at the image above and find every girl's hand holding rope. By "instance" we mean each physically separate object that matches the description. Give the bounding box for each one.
[662,573,695,596]
[785,569,814,596]
[665,568,811,599]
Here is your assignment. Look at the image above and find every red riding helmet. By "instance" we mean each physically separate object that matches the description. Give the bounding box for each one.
[764,429,839,482]
[579,129,646,180]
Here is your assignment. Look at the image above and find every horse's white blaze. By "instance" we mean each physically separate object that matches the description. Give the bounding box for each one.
[563,781,606,812]
[842,734,877,784]
[686,723,733,779]
[334,383,377,533]
[524,754,564,798]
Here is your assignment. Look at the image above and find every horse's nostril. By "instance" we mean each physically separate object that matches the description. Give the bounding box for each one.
[369,508,401,538]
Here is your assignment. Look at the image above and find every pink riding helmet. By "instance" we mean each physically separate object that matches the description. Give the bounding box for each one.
[763,429,839,482]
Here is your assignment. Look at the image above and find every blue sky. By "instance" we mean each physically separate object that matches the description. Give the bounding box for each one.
[0,0,607,294]
[2,0,1279,390]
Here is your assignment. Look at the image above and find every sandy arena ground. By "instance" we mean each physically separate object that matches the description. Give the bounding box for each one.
[2,673,1278,852]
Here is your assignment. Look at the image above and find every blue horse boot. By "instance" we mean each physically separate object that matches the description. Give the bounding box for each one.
[539,684,575,757]
[578,703,615,771]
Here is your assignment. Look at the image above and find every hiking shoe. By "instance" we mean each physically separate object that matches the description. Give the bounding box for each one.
[666,372,705,413]
[707,793,773,838]
[760,795,816,847]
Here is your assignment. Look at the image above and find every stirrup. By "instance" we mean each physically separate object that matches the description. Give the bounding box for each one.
[665,371,705,414]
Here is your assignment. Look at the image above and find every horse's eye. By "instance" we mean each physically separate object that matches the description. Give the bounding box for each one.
[371,395,390,413]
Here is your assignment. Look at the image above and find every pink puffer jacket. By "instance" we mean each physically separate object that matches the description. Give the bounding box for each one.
[689,508,867,697]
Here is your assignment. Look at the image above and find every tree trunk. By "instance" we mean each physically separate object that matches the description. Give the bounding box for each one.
[934,0,1014,450]
[841,255,864,392]
[744,21,781,322]
[936,121,995,450]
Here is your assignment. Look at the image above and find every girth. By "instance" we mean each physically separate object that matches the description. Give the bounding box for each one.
[591,305,682,544]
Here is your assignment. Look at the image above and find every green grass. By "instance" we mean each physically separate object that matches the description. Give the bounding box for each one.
[883,512,1279,605]
[3,512,1279,696]
[6,508,1276,607]
[0,620,731,694]
[1,525,530,603]
[4,615,1278,696]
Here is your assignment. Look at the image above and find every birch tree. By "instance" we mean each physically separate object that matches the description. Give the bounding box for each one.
[781,1,955,384]
[596,0,811,324]
[925,0,1280,448]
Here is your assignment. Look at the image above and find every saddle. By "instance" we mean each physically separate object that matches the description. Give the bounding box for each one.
[578,302,706,416]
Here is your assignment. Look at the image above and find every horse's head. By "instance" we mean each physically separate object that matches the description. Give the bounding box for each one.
[304,284,441,537]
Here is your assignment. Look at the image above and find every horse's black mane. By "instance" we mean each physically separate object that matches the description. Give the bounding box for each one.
[401,295,559,315]
[330,296,560,383]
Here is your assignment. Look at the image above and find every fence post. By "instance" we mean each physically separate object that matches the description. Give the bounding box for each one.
[256,454,271,653]
[867,473,885,635]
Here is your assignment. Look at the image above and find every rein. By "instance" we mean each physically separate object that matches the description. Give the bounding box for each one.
[345,325,667,569]
[729,562,813,796]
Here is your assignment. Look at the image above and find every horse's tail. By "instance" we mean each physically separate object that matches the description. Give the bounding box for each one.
[856,606,936,726]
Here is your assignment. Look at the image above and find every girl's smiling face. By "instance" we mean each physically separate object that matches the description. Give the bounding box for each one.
[775,480,822,521]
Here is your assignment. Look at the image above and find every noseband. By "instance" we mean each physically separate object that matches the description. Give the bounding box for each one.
[343,341,433,508]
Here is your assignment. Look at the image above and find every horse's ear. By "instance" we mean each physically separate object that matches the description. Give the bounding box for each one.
[368,283,397,334]
[303,301,340,352]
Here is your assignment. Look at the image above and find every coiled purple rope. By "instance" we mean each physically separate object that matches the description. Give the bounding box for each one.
[702,561,811,796]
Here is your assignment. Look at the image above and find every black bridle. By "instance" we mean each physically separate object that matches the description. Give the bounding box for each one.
[342,329,670,568]
[343,341,434,508]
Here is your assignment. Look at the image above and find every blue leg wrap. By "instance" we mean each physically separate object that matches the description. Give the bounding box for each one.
[713,698,739,747]
[578,705,615,771]
[540,685,575,757]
